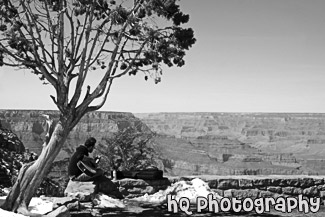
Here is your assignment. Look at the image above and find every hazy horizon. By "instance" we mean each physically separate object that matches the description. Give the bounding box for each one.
[1,0,325,113]
[1,108,325,115]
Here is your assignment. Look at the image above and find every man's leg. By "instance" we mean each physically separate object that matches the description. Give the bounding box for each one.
[91,168,104,180]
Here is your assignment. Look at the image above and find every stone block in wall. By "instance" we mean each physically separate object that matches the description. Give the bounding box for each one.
[317,184,325,191]
[319,191,325,198]
[282,187,295,195]
[253,179,271,188]
[223,189,260,199]
[303,186,319,197]
[238,179,253,189]
[217,179,239,190]
[207,179,218,188]
[314,178,325,185]
[267,186,282,194]
[269,178,281,186]
[299,178,314,188]
[291,187,303,196]
[278,179,290,187]
[259,190,281,198]
[223,189,232,198]
[286,179,300,187]
[212,189,224,197]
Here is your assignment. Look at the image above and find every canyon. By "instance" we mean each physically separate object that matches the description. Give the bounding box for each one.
[135,112,325,175]
[1,110,325,177]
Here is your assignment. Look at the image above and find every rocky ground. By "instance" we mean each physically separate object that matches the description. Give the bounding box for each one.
[3,177,325,217]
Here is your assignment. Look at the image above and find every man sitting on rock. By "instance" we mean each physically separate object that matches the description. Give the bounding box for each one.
[68,137,104,181]
[68,137,123,199]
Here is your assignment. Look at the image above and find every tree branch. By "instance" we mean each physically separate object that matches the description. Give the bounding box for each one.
[69,5,95,109]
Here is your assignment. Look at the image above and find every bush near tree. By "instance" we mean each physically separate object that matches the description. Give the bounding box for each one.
[95,127,157,172]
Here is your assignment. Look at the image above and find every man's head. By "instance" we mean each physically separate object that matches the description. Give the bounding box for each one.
[85,137,96,153]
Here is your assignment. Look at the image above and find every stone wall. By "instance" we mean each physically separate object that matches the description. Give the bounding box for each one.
[15,175,325,217]
[113,175,325,200]
[171,175,325,199]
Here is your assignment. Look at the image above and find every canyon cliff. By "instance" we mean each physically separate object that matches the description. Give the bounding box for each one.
[1,110,325,177]
[0,110,152,182]
[135,112,325,175]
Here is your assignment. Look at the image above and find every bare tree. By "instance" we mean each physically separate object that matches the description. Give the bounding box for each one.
[0,0,195,213]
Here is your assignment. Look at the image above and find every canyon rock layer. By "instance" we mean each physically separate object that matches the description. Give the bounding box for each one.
[135,112,325,175]
[0,110,152,182]
[1,110,325,176]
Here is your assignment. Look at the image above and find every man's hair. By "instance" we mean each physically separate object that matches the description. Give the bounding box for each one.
[85,137,96,148]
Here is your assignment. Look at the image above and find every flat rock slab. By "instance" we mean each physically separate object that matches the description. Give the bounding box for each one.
[64,180,96,202]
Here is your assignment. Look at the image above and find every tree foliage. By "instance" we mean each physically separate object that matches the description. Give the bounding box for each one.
[0,0,195,123]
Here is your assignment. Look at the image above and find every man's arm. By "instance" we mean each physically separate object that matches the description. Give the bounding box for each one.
[82,156,97,168]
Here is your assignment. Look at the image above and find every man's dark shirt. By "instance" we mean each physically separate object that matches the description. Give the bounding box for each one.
[68,145,89,177]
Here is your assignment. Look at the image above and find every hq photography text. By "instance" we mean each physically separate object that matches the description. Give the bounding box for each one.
[167,194,322,215]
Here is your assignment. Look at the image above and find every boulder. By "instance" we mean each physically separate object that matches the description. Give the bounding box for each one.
[64,176,123,202]
[92,193,125,209]
[36,177,64,197]
[28,197,53,215]
[0,128,26,187]
[0,128,25,153]
[64,180,96,202]
[94,176,123,199]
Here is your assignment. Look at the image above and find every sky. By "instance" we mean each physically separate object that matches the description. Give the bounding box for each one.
[1,0,325,113]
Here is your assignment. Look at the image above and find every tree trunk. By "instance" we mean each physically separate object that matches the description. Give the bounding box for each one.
[1,120,71,214]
